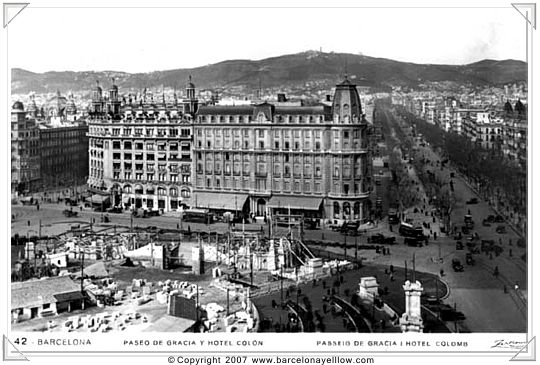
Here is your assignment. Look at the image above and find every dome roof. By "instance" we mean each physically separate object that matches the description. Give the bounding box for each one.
[12,101,24,111]
[186,75,195,89]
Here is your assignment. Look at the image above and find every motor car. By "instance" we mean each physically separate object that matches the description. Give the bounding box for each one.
[482,219,491,227]
[464,215,474,229]
[466,198,478,204]
[465,253,475,265]
[455,241,464,250]
[496,225,506,234]
[494,215,505,223]
[62,209,78,217]
[452,258,464,272]
[368,233,386,244]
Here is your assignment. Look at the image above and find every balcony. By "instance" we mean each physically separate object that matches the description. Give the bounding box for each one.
[255,172,268,178]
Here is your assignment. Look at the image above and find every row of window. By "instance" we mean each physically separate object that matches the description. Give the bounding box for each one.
[121,185,191,198]
[89,126,191,137]
[108,141,191,150]
[110,153,191,162]
[111,172,191,183]
[197,114,327,124]
[112,162,190,173]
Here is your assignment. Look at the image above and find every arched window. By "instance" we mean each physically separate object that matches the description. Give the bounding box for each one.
[343,202,351,216]
[170,187,178,197]
[146,187,155,195]
[157,187,166,196]
[134,185,143,195]
[181,188,191,198]
[354,202,360,218]
[124,185,132,194]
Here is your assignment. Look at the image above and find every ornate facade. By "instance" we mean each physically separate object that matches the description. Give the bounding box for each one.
[87,79,197,211]
[192,78,373,222]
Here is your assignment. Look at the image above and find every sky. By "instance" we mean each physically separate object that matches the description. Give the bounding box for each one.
[8,4,526,73]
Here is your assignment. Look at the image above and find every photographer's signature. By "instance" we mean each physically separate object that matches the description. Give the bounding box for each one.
[492,340,528,349]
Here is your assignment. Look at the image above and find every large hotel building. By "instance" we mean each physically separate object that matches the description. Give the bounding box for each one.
[87,77,373,223]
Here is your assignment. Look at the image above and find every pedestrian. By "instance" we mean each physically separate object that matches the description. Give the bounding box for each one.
[434,232,437,240]
[468,209,471,215]
[36,204,40,211]
[390,264,394,273]
[389,225,393,232]
[27,220,30,226]
[493,266,499,276]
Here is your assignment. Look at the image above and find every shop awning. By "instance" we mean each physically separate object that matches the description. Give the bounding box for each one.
[85,194,110,204]
[192,192,248,211]
[268,196,323,211]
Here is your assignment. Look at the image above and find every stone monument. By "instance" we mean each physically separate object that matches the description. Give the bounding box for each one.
[399,280,424,333]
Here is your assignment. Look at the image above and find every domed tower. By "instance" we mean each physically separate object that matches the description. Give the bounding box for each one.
[26,94,38,118]
[327,76,372,223]
[515,99,526,116]
[183,75,198,115]
[90,80,105,117]
[331,76,363,124]
[106,78,121,118]
[504,99,513,114]
[65,92,77,121]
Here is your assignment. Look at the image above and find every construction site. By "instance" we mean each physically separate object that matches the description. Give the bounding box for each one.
[11,214,365,334]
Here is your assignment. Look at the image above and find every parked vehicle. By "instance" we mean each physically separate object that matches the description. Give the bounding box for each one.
[182,209,214,224]
[482,219,491,227]
[341,221,360,236]
[464,215,474,229]
[494,215,505,223]
[465,253,475,265]
[496,225,506,234]
[405,237,423,247]
[452,258,464,272]
[455,241,464,250]
[62,209,78,217]
[107,207,123,214]
[466,198,479,204]
[388,209,400,225]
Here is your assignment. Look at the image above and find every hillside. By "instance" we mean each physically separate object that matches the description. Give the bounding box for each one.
[11,51,527,94]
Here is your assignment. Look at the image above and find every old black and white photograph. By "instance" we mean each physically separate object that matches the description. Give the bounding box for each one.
[2,0,536,362]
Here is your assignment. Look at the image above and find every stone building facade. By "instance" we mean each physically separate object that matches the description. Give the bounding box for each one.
[11,101,41,194]
[86,79,197,211]
[192,78,372,223]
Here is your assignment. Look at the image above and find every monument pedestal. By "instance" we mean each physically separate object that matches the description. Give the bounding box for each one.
[399,280,424,333]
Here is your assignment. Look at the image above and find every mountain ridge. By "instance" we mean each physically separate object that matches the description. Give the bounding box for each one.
[11,51,527,94]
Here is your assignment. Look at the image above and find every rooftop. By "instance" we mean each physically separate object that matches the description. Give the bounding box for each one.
[12,276,82,309]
